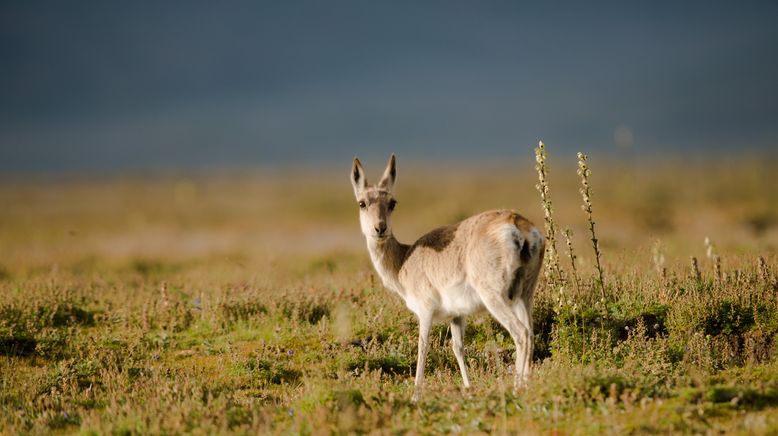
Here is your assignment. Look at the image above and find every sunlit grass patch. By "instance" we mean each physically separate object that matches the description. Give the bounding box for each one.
[0,159,777,433]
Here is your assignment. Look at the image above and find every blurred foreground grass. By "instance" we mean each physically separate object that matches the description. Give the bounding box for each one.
[1,156,778,433]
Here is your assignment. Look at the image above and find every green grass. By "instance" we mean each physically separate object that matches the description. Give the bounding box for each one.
[1,158,778,433]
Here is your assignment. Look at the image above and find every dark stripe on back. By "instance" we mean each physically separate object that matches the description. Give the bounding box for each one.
[402,222,459,266]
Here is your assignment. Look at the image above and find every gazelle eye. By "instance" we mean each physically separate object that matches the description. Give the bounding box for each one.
[388,199,397,211]
[358,201,366,209]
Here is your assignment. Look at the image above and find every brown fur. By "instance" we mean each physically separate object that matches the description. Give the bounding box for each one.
[403,222,459,261]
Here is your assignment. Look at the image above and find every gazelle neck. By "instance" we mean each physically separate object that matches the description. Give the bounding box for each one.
[366,235,409,298]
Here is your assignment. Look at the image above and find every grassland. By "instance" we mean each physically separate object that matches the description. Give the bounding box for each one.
[1,153,777,434]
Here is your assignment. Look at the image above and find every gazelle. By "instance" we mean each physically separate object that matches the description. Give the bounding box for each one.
[350,154,545,399]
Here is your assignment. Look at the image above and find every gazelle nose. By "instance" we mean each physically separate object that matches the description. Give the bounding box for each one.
[375,223,387,236]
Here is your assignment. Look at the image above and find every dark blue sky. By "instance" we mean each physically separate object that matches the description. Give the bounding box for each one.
[1,1,777,172]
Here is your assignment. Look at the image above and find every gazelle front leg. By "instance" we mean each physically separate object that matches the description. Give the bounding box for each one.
[412,311,433,402]
[451,316,470,389]
[479,293,531,390]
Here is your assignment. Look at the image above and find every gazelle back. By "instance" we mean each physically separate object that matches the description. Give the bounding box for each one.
[350,154,544,399]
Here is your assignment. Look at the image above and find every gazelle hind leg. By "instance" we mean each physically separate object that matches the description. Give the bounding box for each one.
[451,316,470,388]
[478,292,531,389]
[514,266,540,383]
[514,298,533,383]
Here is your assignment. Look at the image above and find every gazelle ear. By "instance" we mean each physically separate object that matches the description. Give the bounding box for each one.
[377,154,396,191]
[351,157,368,197]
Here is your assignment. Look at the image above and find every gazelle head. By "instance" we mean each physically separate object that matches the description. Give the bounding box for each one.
[350,154,397,242]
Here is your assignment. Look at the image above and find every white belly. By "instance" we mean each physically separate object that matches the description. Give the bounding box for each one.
[401,280,485,323]
[437,281,484,320]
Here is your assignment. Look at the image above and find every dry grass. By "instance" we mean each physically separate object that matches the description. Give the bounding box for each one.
[1,154,778,434]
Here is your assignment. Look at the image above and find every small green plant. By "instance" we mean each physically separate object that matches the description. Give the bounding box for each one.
[245,357,302,386]
[577,152,605,300]
[345,353,412,376]
[535,141,564,287]
[652,239,668,282]
[690,256,702,282]
[219,299,268,325]
[562,227,581,294]
[757,256,769,283]
[703,300,755,336]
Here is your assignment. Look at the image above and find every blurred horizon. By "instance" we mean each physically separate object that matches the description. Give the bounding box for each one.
[2,1,778,174]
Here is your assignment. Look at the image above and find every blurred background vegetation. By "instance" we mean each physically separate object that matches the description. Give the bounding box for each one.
[1,156,776,277]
